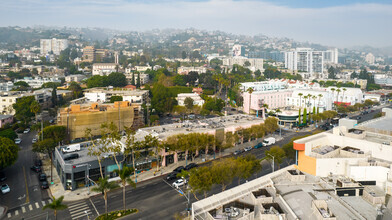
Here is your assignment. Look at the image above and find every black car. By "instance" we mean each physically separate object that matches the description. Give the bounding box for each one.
[0,172,6,182]
[39,173,47,181]
[185,163,198,171]
[173,166,185,173]
[35,159,42,166]
[166,172,179,180]
[41,181,49,189]
[64,153,79,161]
[30,165,41,173]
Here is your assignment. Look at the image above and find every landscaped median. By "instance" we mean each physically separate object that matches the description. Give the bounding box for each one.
[96,209,138,220]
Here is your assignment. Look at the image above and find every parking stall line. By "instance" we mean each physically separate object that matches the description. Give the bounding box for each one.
[21,206,26,213]
[7,213,11,218]
[14,210,19,216]
[35,202,39,209]
[28,205,33,211]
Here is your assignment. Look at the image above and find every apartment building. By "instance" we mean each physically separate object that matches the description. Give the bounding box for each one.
[323,48,339,64]
[243,90,293,114]
[124,73,150,85]
[223,57,264,72]
[285,48,324,74]
[177,93,205,106]
[82,46,109,63]
[40,38,68,55]
[177,66,207,75]
[57,101,144,140]
[84,87,149,104]
[92,63,117,76]
[14,77,62,88]
[0,82,14,91]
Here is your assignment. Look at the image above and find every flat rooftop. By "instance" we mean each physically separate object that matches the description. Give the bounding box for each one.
[362,117,392,132]
[192,166,379,220]
[134,114,264,141]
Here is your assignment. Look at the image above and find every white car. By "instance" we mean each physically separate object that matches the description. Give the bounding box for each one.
[244,146,253,152]
[1,184,10,194]
[32,138,37,144]
[23,128,30,134]
[15,138,21,144]
[172,179,187,188]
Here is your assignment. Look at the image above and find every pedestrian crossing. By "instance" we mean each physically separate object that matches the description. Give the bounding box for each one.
[7,199,52,218]
[68,200,93,219]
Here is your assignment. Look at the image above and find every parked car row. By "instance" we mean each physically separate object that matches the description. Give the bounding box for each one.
[166,163,198,181]
[30,159,48,189]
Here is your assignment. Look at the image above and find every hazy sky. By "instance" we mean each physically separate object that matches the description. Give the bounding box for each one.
[1,0,392,48]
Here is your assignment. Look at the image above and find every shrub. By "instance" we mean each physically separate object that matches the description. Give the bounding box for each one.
[96,209,138,220]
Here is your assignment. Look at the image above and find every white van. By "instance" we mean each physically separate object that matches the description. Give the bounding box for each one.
[62,144,81,153]
[262,137,276,146]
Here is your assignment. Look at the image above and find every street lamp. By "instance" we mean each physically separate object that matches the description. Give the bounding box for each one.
[135,168,138,183]
[266,153,275,173]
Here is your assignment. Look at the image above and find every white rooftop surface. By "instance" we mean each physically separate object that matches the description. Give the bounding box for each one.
[133,114,264,142]
[362,117,392,132]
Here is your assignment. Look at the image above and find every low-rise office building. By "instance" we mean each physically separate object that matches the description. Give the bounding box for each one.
[177,93,205,106]
[92,63,117,76]
[14,77,62,88]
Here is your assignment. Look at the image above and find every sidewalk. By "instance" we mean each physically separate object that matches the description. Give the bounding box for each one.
[44,135,284,202]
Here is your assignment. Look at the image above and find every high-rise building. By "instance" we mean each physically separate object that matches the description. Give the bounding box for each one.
[323,48,339,64]
[284,48,324,74]
[40,38,68,55]
[232,44,245,57]
[365,53,375,65]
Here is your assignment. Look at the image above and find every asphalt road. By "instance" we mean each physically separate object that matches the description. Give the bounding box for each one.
[2,130,51,219]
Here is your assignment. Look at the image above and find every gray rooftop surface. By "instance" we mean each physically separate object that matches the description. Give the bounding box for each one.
[362,117,392,132]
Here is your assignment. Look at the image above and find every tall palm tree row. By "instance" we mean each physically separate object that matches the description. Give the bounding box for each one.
[246,87,254,115]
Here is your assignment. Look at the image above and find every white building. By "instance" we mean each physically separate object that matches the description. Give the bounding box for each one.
[327,86,363,105]
[40,38,68,55]
[14,77,61,89]
[124,73,149,85]
[222,57,264,72]
[365,53,375,65]
[323,48,339,64]
[84,88,149,104]
[177,93,205,106]
[240,81,287,92]
[177,66,207,75]
[285,48,324,74]
[92,63,117,76]
[287,89,332,112]
[232,44,245,57]
[0,82,14,91]
[65,74,87,83]
[0,89,52,114]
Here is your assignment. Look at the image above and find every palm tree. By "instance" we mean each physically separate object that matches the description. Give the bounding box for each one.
[342,88,347,103]
[318,94,323,114]
[336,89,341,103]
[262,103,268,119]
[30,101,41,123]
[114,166,136,211]
[330,88,336,108]
[92,176,119,216]
[42,196,67,220]
[246,87,254,115]
[298,93,303,108]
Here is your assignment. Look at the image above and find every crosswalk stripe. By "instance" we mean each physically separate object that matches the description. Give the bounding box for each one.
[14,210,19,216]
[68,202,86,209]
[69,206,89,213]
[35,202,39,209]
[70,209,92,216]
[42,201,46,206]
[68,204,88,211]
[71,210,92,219]
[7,213,11,218]
[28,205,33,211]
[22,206,26,213]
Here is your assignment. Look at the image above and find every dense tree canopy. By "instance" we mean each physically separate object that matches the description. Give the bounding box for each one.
[0,136,19,170]
[13,96,35,122]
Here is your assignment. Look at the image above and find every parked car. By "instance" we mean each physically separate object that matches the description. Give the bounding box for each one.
[244,146,253,152]
[64,153,79,161]
[172,179,187,188]
[62,144,81,153]
[173,166,185,173]
[49,119,55,124]
[356,116,361,120]
[39,173,47,181]
[166,172,179,181]
[0,172,6,182]
[41,181,49,189]
[262,137,276,147]
[23,128,30,134]
[254,142,263,149]
[234,150,243,155]
[34,159,42,166]
[15,138,21,144]
[32,138,37,144]
[1,184,10,194]
[184,163,198,170]
[30,165,41,173]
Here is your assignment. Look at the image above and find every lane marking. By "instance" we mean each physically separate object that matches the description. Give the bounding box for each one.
[22,206,26,213]
[35,202,39,209]
[90,198,100,216]
[28,204,33,211]
[23,166,29,203]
